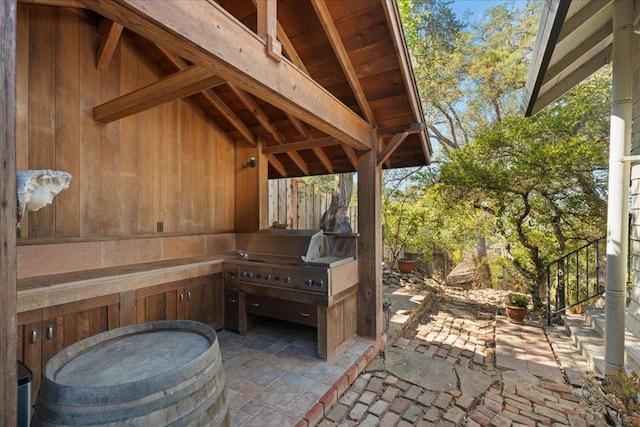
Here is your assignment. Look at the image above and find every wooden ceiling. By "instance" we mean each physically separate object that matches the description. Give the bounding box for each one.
[20,0,431,178]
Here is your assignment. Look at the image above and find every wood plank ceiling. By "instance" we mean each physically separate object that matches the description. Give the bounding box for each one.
[21,0,431,178]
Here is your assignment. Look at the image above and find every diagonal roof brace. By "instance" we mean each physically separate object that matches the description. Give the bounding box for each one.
[80,0,373,151]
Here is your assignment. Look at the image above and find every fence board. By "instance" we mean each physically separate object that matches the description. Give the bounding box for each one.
[268,178,357,232]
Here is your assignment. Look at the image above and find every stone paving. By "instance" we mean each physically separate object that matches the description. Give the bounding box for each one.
[316,285,607,427]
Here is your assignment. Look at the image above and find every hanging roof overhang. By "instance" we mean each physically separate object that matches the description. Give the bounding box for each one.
[27,0,430,178]
[523,0,613,117]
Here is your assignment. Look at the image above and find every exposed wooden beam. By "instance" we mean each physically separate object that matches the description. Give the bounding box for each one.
[96,19,123,71]
[152,44,257,147]
[18,0,84,7]
[256,0,281,61]
[262,136,338,154]
[310,0,375,124]
[78,0,372,150]
[251,0,308,74]
[229,83,310,175]
[378,132,408,166]
[377,122,424,137]
[267,154,287,177]
[94,65,225,122]
[286,113,334,173]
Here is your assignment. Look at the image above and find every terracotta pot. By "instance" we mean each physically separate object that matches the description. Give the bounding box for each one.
[505,305,527,323]
[397,258,415,274]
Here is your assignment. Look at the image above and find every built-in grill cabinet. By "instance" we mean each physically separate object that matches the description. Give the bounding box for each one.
[225,229,358,359]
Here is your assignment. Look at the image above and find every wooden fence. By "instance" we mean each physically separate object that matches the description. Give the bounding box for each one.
[268,178,358,231]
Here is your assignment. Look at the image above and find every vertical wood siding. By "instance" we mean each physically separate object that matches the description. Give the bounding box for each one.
[16,5,236,240]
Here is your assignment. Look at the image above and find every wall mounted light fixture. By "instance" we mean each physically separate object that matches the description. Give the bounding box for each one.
[242,157,257,168]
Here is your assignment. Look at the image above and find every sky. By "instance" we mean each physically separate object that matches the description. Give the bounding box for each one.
[451,0,512,23]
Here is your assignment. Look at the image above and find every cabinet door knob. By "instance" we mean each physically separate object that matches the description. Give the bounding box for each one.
[228,299,236,303]
[250,302,260,307]
[187,291,192,301]
[30,330,37,344]
[180,293,184,303]
[300,312,310,317]
[46,326,54,340]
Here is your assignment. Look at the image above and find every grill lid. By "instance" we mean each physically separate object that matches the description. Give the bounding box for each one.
[237,229,330,265]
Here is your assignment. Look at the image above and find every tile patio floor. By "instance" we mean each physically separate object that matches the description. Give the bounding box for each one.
[217,321,377,427]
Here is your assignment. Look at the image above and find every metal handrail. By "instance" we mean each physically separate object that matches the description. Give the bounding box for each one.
[545,236,606,325]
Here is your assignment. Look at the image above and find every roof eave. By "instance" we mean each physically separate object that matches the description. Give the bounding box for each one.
[522,0,571,117]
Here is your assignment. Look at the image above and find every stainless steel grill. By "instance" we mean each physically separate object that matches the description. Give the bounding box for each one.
[235,229,355,296]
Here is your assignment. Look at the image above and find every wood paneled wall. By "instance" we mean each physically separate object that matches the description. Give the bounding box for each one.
[16,5,236,240]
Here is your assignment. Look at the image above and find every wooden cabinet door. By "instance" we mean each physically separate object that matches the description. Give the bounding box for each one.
[17,295,120,403]
[136,281,183,323]
[136,275,223,329]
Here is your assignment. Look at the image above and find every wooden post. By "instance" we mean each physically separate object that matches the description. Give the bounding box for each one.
[0,0,17,423]
[357,131,382,338]
[256,0,281,61]
[235,137,268,232]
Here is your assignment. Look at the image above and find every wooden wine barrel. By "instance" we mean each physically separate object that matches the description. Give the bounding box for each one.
[32,320,229,427]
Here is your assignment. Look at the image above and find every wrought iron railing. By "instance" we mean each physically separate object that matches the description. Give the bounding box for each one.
[545,236,607,325]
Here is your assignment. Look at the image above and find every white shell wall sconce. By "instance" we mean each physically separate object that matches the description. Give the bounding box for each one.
[16,170,73,227]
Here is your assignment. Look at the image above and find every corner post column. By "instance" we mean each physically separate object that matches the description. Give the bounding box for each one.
[357,129,383,338]
[605,0,633,374]
[0,0,17,423]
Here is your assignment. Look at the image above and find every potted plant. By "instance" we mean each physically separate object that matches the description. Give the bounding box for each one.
[397,258,416,274]
[505,293,529,323]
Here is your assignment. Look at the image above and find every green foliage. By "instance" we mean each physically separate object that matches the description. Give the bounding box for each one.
[438,69,610,305]
[507,293,529,308]
[383,296,394,309]
[601,368,640,420]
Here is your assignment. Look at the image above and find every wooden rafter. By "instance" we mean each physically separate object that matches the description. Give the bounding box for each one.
[267,154,287,177]
[79,0,372,151]
[378,132,409,167]
[228,83,310,175]
[310,0,375,125]
[343,145,359,170]
[155,44,263,152]
[94,65,225,122]
[262,136,337,154]
[96,19,123,71]
[286,113,334,173]
[277,22,309,74]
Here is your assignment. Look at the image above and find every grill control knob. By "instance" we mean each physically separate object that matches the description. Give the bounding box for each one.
[256,273,261,278]
[247,272,254,279]
[239,271,246,278]
[315,280,324,287]
[274,275,280,281]
[305,279,313,286]
[264,274,272,280]
[284,276,291,283]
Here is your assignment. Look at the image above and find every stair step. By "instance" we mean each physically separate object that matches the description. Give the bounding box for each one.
[562,307,640,376]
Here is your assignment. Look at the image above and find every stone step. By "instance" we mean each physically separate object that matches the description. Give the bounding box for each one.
[583,306,640,374]
[562,314,605,376]
[561,307,640,376]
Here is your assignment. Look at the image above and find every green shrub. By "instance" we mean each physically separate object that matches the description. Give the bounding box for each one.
[507,293,529,308]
